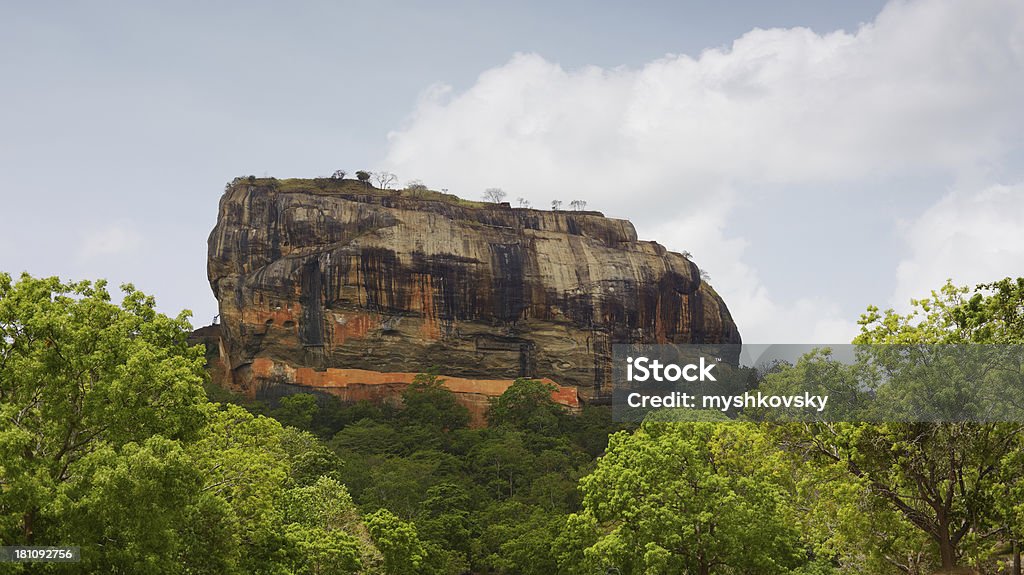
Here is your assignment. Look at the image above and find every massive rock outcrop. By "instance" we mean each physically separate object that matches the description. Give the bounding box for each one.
[206,177,740,410]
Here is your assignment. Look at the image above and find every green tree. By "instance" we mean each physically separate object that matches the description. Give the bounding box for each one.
[780,420,1014,572]
[0,273,387,574]
[274,393,319,429]
[185,403,294,571]
[470,432,535,500]
[366,508,427,574]
[280,426,344,485]
[561,421,804,574]
[0,273,207,546]
[283,524,364,575]
[751,348,868,422]
[962,277,1024,343]
[487,378,564,433]
[478,501,564,575]
[857,278,1024,345]
[187,404,385,574]
[417,482,473,563]
[567,405,635,457]
[282,476,380,574]
[857,279,1023,572]
[401,371,470,431]
[57,435,234,573]
[772,277,1024,572]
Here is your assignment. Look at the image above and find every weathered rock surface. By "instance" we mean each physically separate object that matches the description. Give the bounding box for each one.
[207,177,741,405]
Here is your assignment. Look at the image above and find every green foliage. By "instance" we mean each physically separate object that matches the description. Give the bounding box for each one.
[0,273,385,574]
[283,524,364,575]
[561,421,805,574]
[776,420,1013,573]
[554,278,1022,573]
[773,277,1024,572]
[567,405,637,457]
[331,418,410,456]
[855,277,1024,345]
[281,476,376,574]
[752,348,868,421]
[356,450,458,520]
[23,268,1024,573]
[964,277,1024,343]
[280,426,344,484]
[274,393,319,430]
[477,501,565,574]
[401,370,470,431]
[310,371,601,574]
[59,436,232,574]
[366,508,426,574]
[186,404,382,574]
[0,273,208,547]
[487,377,564,433]
[417,482,472,555]
[641,406,732,423]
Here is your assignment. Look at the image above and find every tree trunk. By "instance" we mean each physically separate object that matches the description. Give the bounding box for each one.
[937,520,957,572]
[22,508,34,544]
[1013,539,1021,575]
[696,545,709,575]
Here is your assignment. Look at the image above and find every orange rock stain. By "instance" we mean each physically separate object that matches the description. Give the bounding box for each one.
[412,274,442,340]
[249,357,580,427]
[330,312,376,346]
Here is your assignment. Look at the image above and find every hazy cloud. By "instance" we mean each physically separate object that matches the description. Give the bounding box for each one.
[647,200,860,343]
[891,183,1024,309]
[77,224,143,262]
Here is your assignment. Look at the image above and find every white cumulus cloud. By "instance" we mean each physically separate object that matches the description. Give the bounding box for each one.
[381,0,1024,343]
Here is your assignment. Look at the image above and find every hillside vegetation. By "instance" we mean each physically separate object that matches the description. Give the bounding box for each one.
[3,272,1024,573]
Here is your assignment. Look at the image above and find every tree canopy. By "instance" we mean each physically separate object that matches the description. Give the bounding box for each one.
[6,268,1024,574]
[0,273,381,573]
[763,278,1024,573]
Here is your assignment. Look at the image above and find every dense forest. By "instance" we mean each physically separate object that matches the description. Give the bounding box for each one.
[1,272,1023,574]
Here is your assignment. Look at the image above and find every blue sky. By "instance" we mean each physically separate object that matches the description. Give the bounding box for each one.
[2,0,1022,342]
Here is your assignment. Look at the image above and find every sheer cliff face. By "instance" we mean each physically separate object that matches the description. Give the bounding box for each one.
[208,178,740,402]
